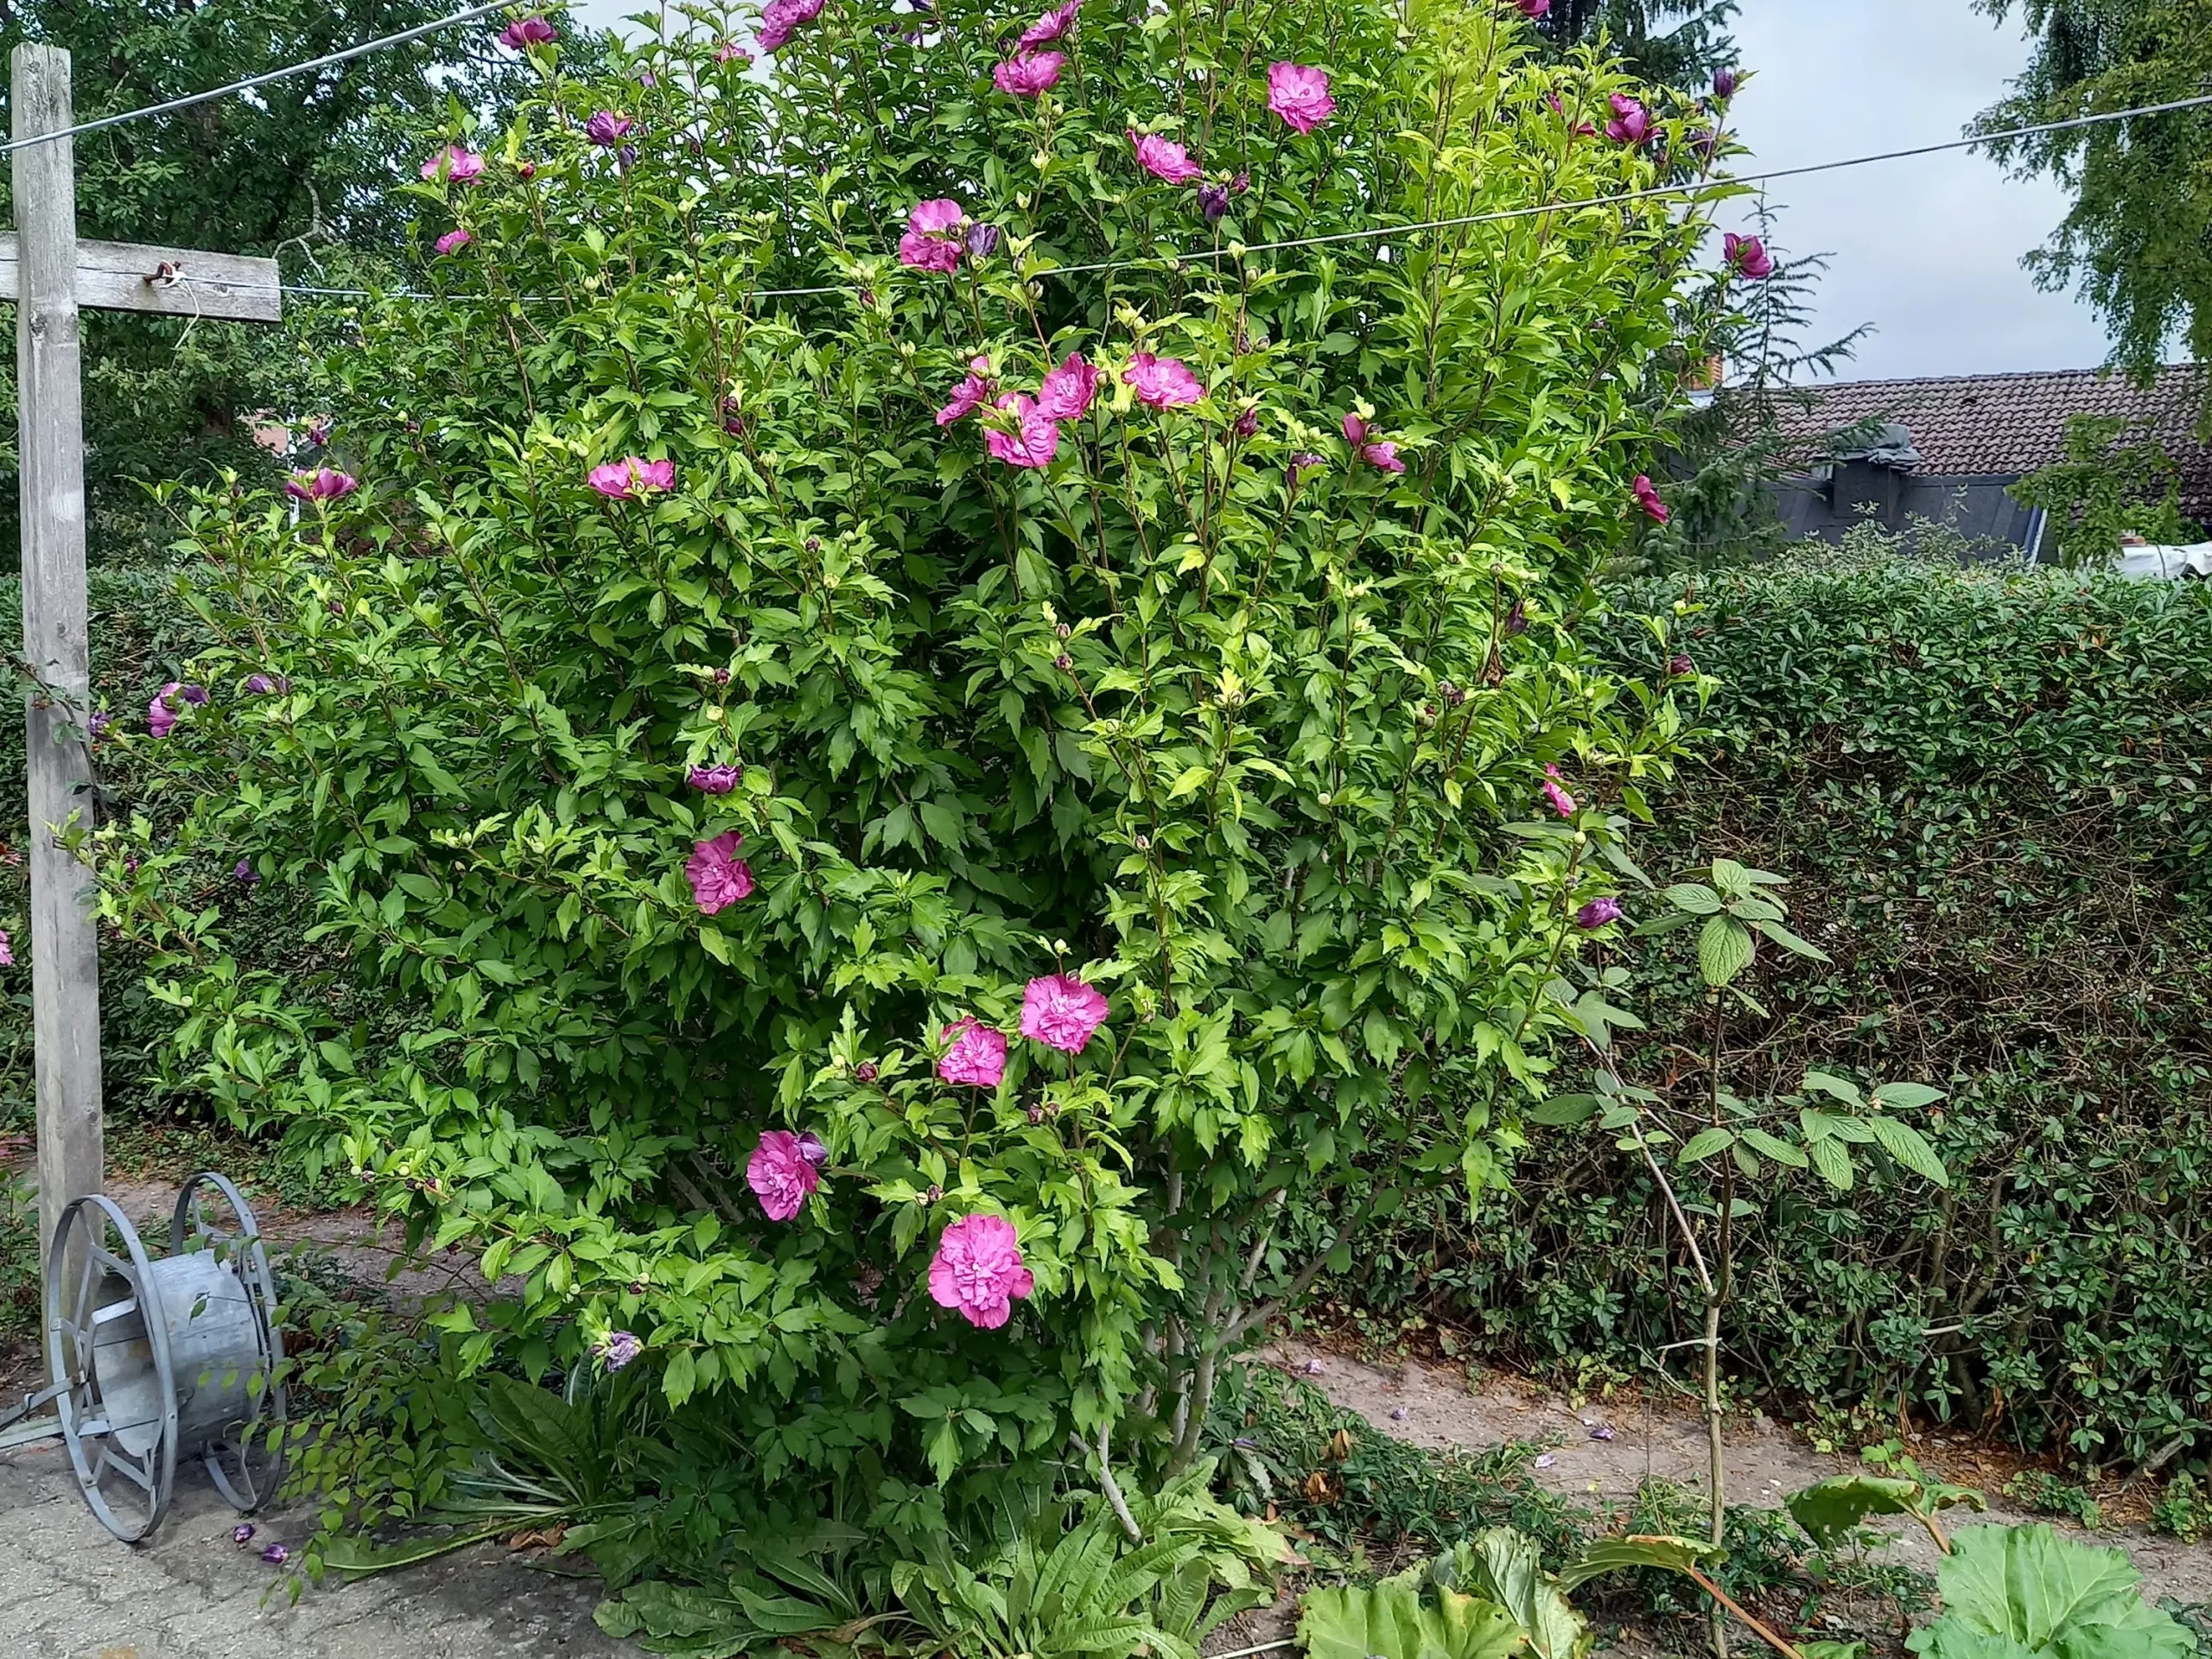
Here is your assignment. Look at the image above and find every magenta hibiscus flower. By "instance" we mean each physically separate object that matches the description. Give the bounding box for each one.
[588,457,676,499]
[1542,765,1578,817]
[899,198,969,272]
[1037,353,1098,420]
[747,1129,822,1220]
[1020,975,1109,1053]
[421,145,485,182]
[928,1213,1035,1328]
[1266,63,1335,134]
[983,393,1060,469]
[994,51,1064,96]
[1128,130,1203,184]
[1123,352,1204,409]
[685,830,754,914]
[758,0,825,52]
[938,1017,1008,1087]
[1019,0,1080,48]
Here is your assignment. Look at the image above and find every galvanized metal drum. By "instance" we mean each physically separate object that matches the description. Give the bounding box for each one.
[44,1172,286,1542]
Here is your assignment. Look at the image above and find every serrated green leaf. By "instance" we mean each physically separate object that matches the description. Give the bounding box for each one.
[1665,882,1722,914]
[1697,915,1754,986]
[1678,1127,1735,1163]
[1868,1116,1950,1185]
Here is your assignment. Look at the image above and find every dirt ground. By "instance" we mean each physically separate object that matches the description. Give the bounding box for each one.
[10,1164,2212,1658]
[1261,1337,2212,1602]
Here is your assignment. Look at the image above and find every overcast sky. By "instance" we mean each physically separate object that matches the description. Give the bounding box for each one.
[1721,0,2111,382]
[568,0,2118,383]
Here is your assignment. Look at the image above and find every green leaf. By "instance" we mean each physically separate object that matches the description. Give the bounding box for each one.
[1806,1135,1853,1191]
[1429,1529,1592,1659]
[1678,1128,1735,1163]
[1753,918,1832,962]
[1909,1524,2192,1659]
[1874,1081,1946,1109]
[1738,1126,1808,1168]
[1867,1116,1951,1186]
[1697,916,1754,987]
[1556,1535,1724,1593]
[1528,1095,1599,1126]
[1787,1476,1929,1546]
[1800,1071,1866,1106]
[1664,882,1722,915]
[1300,1580,1526,1659]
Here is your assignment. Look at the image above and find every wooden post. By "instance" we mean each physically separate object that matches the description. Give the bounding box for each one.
[12,44,104,1278]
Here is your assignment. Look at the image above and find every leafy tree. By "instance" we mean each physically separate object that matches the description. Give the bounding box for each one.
[1643,200,1872,570]
[1972,0,2212,381]
[101,0,1713,1537]
[1537,0,1739,92]
[2008,412,2201,566]
[0,0,556,567]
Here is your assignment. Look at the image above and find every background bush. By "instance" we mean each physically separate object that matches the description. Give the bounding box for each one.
[1351,535,2212,1471]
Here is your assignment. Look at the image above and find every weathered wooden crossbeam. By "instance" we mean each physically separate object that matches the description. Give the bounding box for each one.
[0,232,281,322]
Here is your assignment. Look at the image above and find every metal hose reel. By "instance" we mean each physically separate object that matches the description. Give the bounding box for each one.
[32,1172,286,1542]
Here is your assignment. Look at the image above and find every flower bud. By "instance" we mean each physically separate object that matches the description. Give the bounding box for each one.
[855,1061,878,1083]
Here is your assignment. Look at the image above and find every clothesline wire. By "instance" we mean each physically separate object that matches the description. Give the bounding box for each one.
[0,0,509,156]
[272,86,2212,305]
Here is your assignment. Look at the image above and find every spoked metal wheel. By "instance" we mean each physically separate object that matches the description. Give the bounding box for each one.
[172,1172,287,1511]
[46,1195,179,1543]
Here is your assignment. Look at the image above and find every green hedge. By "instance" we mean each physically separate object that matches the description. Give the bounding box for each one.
[1361,550,2212,1470]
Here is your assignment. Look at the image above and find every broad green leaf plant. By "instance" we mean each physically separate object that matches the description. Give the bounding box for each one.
[93,0,1728,1519]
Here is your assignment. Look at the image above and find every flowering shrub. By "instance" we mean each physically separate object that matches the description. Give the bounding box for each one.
[109,0,1716,1504]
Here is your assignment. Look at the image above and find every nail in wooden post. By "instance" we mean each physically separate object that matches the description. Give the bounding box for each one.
[12,43,104,1279]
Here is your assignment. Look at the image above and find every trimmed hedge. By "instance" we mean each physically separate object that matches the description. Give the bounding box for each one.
[1365,550,2212,1469]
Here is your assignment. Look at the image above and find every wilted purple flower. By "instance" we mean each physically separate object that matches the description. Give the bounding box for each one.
[179,683,209,707]
[616,143,638,172]
[1232,405,1259,439]
[1605,94,1653,147]
[1286,451,1326,488]
[245,673,289,695]
[260,1543,289,1566]
[499,16,557,48]
[1535,1452,1558,1469]
[715,40,753,65]
[636,68,658,88]
[797,1131,830,1167]
[688,762,741,794]
[1669,652,1694,676]
[758,0,825,52]
[595,1330,644,1371]
[1197,182,1230,222]
[964,221,1001,259]
[1724,232,1775,280]
[232,1523,257,1546]
[1587,1422,1617,1442]
[1390,1405,1411,1421]
[1577,897,1622,929]
[1503,599,1529,636]
[1300,1358,1324,1375]
[233,860,261,887]
[855,1061,878,1083]
[1713,67,1738,101]
[88,710,112,738]
[1686,126,1719,162]
[1231,1435,1259,1449]
[584,111,632,147]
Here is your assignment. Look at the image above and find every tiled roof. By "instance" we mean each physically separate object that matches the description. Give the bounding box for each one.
[1771,365,2212,523]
